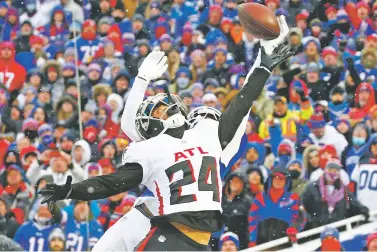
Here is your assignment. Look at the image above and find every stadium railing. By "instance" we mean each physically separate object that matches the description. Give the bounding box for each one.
[243,210,377,251]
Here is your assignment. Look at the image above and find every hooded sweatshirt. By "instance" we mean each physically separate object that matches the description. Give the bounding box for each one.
[348,83,376,122]
[71,140,92,167]
[0,42,27,92]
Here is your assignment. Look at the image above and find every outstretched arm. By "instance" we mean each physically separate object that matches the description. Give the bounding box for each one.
[218,45,294,150]
[38,163,143,202]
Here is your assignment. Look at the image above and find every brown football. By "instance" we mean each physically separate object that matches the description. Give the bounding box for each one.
[238,3,280,40]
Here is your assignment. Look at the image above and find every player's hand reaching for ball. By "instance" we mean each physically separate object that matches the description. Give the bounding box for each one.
[38,176,73,204]
[137,50,168,82]
[260,16,289,55]
[260,44,294,73]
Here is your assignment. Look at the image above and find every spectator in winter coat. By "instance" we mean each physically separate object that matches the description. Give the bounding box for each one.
[341,123,370,175]
[105,93,123,137]
[48,228,66,251]
[14,200,63,251]
[310,145,350,186]
[303,145,320,178]
[239,142,266,175]
[328,87,350,123]
[71,140,91,168]
[288,79,314,118]
[219,232,240,252]
[302,159,369,229]
[1,105,23,135]
[202,48,230,88]
[348,82,376,124]
[2,164,33,224]
[14,20,33,53]
[281,0,311,26]
[26,150,84,186]
[354,49,377,85]
[307,113,348,156]
[246,166,268,197]
[248,166,303,247]
[259,96,312,142]
[317,227,343,251]
[0,41,26,92]
[39,6,70,49]
[351,134,377,211]
[222,172,252,249]
[286,159,308,196]
[0,197,19,238]
[112,70,131,101]
[98,192,135,231]
[64,201,103,251]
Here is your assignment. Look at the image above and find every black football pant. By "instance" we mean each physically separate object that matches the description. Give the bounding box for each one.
[135,224,209,251]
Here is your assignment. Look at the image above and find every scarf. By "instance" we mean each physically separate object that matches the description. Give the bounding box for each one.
[319,175,344,212]
[269,187,284,203]
[370,157,377,164]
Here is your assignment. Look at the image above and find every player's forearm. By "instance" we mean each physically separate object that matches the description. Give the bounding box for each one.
[218,68,270,149]
[69,163,143,200]
[120,77,149,142]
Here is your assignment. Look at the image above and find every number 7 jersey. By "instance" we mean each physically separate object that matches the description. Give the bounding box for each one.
[122,119,223,216]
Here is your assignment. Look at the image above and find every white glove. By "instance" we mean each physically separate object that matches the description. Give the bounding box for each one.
[137,50,168,82]
[260,16,290,55]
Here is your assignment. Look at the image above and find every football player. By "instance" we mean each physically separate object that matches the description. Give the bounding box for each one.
[39,17,293,251]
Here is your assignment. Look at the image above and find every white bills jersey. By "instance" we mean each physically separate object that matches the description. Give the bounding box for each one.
[351,163,377,211]
[122,119,223,216]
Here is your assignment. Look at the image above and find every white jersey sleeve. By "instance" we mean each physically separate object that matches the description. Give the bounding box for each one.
[122,142,155,184]
[120,77,149,142]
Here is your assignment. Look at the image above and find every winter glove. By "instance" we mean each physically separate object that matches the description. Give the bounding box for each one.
[38,176,73,204]
[361,207,370,221]
[137,50,168,82]
[260,16,289,55]
[295,88,308,102]
[286,226,298,243]
[260,44,294,73]
[346,57,355,69]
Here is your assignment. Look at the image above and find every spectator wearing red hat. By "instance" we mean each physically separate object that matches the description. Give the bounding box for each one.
[366,232,377,251]
[308,113,348,157]
[20,146,40,171]
[295,9,310,36]
[265,0,280,12]
[345,1,374,36]
[325,6,338,21]
[39,6,70,49]
[98,158,115,175]
[65,19,101,64]
[302,159,369,229]
[309,145,350,186]
[349,83,376,123]
[0,41,26,92]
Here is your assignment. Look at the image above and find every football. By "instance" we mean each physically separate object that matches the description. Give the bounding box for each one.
[238,2,280,40]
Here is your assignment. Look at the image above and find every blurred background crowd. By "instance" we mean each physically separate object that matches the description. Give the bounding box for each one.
[0,0,377,251]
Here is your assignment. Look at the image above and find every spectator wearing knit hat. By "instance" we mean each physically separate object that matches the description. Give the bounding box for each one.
[302,159,369,229]
[317,227,343,251]
[48,228,66,251]
[366,232,377,252]
[308,113,348,156]
[348,82,376,124]
[219,232,240,251]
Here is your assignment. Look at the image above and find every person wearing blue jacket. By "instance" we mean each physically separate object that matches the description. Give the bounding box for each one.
[239,142,266,175]
[328,86,350,123]
[248,164,305,247]
[341,122,371,175]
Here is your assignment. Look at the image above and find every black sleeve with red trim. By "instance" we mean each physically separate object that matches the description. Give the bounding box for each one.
[218,68,270,150]
[68,163,143,200]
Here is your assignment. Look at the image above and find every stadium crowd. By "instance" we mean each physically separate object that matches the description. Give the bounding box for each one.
[0,0,377,251]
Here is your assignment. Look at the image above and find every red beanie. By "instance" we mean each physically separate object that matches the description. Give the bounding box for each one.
[325,6,338,16]
[356,1,370,11]
[296,10,309,22]
[319,145,338,158]
[265,0,280,6]
[322,46,337,59]
[367,232,377,249]
[278,142,292,154]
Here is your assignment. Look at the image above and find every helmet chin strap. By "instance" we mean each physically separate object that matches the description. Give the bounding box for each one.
[159,113,187,136]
